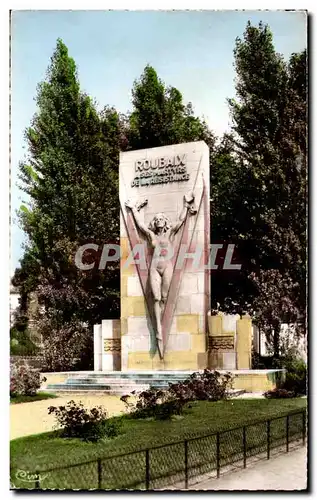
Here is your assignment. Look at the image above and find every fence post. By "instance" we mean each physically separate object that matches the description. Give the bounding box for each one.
[267,420,271,460]
[145,449,150,490]
[97,458,102,489]
[216,432,220,478]
[243,426,247,468]
[302,410,306,445]
[286,415,289,452]
[184,440,188,489]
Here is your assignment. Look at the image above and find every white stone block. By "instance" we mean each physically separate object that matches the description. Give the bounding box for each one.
[102,354,115,371]
[222,314,240,334]
[93,323,102,352]
[94,353,102,371]
[131,336,151,352]
[121,334,150,352]
[190,293,205,314]
[197,272,206,294]
[223,352,237,370]
[102,319,113,339]
[127,276,143,296]
[93,324,102,371]
[148,193,179,213]
[127,316,150,335]
[179,273,198,295]
[175,295,191,314]
[166,333,191,352]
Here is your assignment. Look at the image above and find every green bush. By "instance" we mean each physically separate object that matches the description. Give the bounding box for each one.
[121,370,233,421]
[48,400,121,442]
[169,370,233,402]
[10,328,39,356]
[253,349,306,397]
[121,388,185,421]
[264,388,296,399]
[282,358,306,396]
[258,353,307,397]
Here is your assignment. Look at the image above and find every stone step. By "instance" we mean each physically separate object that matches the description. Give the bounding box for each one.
[47,383,150,393]
[46,382,245,398]
[69,373,190,380]
[72,373,190,375]
[64,378,180,385]
[45,371,246,396]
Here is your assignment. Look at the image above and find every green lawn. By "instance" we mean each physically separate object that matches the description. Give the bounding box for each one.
[10,398,306,490]
[10,392,58,405]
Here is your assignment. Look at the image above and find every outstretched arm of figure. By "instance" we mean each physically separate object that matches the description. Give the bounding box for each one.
[125,199,152,238]
[171,192,197,235]
[171,205,188,235]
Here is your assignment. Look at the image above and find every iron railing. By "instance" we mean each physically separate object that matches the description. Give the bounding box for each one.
[17,408,306,490]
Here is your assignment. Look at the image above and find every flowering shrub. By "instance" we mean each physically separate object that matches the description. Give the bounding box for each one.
[121,388,185,420]
[121,370,233,420]
[48,400,120,442]
[169,370,234,402]
[10,362,45,397]
[40,319,93,372]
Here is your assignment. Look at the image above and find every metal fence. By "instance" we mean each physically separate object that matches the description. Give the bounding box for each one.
[28,409,306,490]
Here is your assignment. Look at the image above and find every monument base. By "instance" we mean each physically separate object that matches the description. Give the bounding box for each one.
[42,369,283,394]
[93,312,254,373]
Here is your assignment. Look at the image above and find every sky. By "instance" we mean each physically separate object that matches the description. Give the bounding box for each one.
[10,9,307,274]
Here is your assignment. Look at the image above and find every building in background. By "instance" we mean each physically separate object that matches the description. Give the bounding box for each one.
[253,324,307,362]
[10,284,20,327]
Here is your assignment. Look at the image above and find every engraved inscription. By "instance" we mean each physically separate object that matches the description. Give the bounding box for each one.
[208,336,234,351]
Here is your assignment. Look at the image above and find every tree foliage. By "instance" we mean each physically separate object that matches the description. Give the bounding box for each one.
[127,65,215,150]
[211,22,307,353]
[14,40,121,367]
[13,26,307,364]
[13,49,214,369]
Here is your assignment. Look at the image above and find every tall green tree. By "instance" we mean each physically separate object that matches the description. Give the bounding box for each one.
[127,65,215,150]
[210,134,255,312]
[15,39,121,369]
[218,22,307,353]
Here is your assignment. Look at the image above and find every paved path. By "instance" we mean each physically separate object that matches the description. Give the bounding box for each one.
[10,394,128,440]
[190,446,307,491]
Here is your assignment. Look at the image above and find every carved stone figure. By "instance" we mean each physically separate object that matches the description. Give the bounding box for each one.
[125,192,197,358]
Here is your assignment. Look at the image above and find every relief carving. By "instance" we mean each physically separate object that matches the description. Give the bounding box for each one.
[208,336,235,351]
[125,192,197,359]
[104,339,121,353]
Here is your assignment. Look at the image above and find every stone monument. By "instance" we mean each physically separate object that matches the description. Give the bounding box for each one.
[120,141,210,370]
[44,140,283,393]
[93,141,256,376]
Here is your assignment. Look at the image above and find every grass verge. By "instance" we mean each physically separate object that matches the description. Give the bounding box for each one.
[10,398,306,490]
[10,392,58,405]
